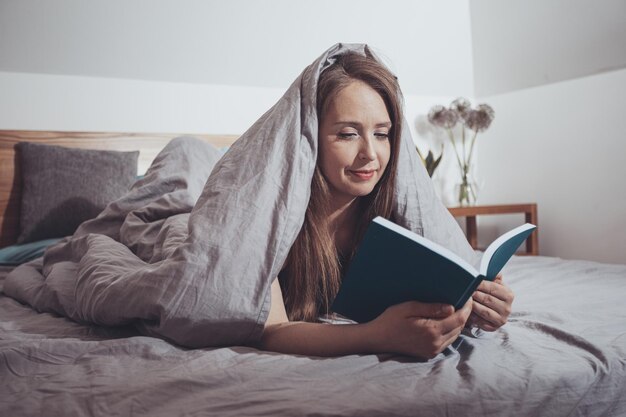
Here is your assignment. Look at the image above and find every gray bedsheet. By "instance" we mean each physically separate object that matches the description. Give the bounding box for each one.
[1,256,625,417]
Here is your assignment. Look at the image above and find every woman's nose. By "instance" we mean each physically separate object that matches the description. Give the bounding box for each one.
[358,136,377,161]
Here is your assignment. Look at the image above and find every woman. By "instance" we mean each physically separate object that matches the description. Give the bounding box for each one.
[260,50,514,359]
[2,44,512,354]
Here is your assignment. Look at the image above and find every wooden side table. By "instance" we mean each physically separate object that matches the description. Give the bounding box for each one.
[447,203,539,255]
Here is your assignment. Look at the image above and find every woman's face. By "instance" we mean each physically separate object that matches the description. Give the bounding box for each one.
[318,80,392,207]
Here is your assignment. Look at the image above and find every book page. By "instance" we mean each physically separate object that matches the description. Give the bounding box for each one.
[479,223,537,279]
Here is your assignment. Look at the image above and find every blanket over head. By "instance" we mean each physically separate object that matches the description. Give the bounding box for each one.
[4,43,474,348]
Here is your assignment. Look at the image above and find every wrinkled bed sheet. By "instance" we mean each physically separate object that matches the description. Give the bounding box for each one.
[1,256,625,417]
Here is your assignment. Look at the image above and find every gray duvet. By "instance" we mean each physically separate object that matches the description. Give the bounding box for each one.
[1,256,625,416]
[3,43,475,349]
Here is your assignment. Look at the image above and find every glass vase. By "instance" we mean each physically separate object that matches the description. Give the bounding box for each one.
[456,173,478,207]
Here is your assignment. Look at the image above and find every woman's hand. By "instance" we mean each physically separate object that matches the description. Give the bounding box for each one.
[467,274,514,332]
[367,298,472,359]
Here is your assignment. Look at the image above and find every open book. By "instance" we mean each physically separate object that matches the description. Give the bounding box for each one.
[331,217,536,323]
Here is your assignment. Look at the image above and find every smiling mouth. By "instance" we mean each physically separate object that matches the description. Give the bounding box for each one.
[349,169,376,180]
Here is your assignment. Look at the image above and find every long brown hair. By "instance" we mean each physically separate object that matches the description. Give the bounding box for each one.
[279,49,404,322]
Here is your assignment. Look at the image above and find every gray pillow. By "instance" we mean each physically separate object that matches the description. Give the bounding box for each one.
[17,142,139,244]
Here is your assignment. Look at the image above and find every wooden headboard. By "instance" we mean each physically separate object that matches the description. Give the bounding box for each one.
[0,130,239,248]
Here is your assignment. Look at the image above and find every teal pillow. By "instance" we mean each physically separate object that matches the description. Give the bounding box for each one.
[0,238,63,265]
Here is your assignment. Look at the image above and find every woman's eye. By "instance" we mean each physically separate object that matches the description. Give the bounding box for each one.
[374,132,389,140]
[337,132,358,139]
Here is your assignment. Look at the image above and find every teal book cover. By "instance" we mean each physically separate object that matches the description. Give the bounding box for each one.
[331,217,536,324]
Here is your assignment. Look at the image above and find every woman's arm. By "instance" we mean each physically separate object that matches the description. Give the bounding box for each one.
[258,278,472,359]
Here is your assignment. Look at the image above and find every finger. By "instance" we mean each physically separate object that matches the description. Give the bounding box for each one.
[439,321,467,351]
[475,281,514,309]
[438,305,472,335]
[421,303,472,353]
[471,299,507,328]
[468,313,500,332]
[476,279,504,295]
[494,274,503,283]
[472,290,508,317]
[438,332,463,354]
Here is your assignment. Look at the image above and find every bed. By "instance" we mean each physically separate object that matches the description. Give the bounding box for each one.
[1,130,625,417]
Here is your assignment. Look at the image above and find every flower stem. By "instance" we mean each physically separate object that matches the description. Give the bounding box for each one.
[462,125,466,168]
[467,130,479,168]
[446,128,464,173]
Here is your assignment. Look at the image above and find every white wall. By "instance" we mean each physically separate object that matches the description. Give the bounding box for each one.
[0,0,475,97]
[0,71,284,135]
[476,68,626,264]
[470,0,626,96]
[466,0,626,264]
